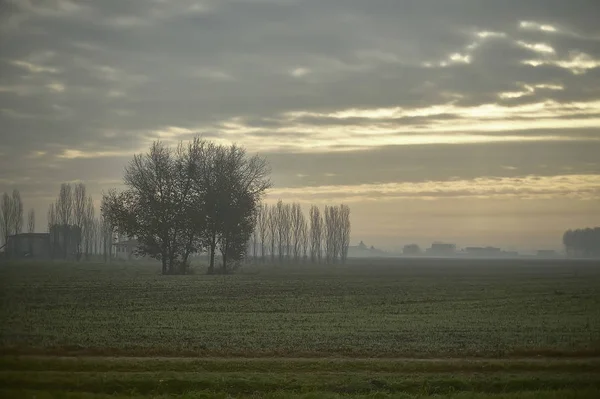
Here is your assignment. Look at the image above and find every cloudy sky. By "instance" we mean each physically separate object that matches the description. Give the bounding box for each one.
[1,0,599,252]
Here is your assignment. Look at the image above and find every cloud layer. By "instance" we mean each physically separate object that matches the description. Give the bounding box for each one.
[1,0,599,250]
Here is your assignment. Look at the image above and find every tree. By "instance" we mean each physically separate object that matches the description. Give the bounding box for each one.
[563,227,600,258]
[27,208,35,233]
[268,204,278,263]
[339,204,351,264]
[103,141,196,274]
[213,144,270,272]
[0,192,14,246]
[83,196,95,260]
[12,189,23,235]
[257,204,269,263]
[102,137,270,274]
[291,203,305,263]
[73,183,87,260]
[309,205,322,263]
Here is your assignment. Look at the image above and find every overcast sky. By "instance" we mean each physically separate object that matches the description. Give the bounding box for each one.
[1,0,599,252]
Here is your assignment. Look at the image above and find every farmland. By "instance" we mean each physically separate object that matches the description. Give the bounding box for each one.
[1,258,600,397]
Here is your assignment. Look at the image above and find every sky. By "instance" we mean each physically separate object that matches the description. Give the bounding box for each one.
[1,0,599,253]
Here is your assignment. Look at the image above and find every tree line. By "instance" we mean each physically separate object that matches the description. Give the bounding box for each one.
[101,137,271,275]
[46,182,114,261]
[563,227,600,258]
[0,189,35,247]
[247,201,351,264]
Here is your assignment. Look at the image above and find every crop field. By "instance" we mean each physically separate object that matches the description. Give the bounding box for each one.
[1,258,600,398]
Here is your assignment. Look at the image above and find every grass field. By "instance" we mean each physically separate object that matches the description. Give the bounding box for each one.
[1,258,600,397]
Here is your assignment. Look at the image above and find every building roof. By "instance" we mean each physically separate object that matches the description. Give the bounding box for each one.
[8,233,50,238]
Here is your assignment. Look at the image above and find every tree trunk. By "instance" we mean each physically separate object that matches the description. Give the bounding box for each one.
[161,257,168,275]
[208,230,217,274]
[208,243,215,274]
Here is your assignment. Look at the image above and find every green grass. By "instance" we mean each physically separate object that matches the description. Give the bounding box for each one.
[0,356,599,398]
[1,258,599,358]
[1,259,600,397]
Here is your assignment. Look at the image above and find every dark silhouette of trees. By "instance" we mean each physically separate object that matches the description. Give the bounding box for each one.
[12,189,23,235]
[102,137,271,275]
[248,202,351,265]
[27,208,35,233]
[563,227,600,258]
[1,192,14,246]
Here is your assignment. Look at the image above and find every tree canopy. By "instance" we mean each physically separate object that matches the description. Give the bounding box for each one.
[102,137,271,274]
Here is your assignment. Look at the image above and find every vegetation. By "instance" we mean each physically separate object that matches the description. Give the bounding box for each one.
[1,258,599,358]
[1,356,600,398]
[1,258,600,397]
[563,227,600,257]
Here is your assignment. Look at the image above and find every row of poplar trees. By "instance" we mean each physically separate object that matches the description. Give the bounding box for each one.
[47,183,114,260]
[248,202,351,264]
[0,189,34,246]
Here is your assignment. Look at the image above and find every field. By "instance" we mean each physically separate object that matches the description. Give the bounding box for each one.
[1,258,600,398]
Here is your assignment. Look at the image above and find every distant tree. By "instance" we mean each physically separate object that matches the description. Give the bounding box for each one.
[27,208,35,233]
[291,203,305,262]
[257,204,269,263]
[309,205,323,264]
[339,204,351,264]
[300,215,309,262]
[0,192,14,246]
[563,227,600,258]
[73,183,87,260]
[83,196,95,259]
[268,204,278,263]
[12,189,23,235]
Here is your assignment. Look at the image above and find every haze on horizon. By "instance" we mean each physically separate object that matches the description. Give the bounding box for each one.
[1,0,599,253]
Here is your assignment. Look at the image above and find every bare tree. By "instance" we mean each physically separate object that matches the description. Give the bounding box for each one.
[0,192,14,246]
[27,208,35,233]
[83,196,95,260]
[339,204,351,264]
[290,203,305,263]
[12,189,23,235]
[257,203,269,263]
[56,183,73,226]
[47,203,56,258]
[268,204,278,263]
[73,183,87,260]
[309,205,323,264]
[103,141,193,274]
[300,216,309,263]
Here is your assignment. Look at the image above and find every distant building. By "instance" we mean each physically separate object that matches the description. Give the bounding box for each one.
[426,242,456,256]
[113,239,140,260]
[403,244,421,255]
[4,233,51,259]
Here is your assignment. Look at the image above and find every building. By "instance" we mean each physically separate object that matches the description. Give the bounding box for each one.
[426,242,456,256]
[113,239,140,260]
[403,244,421,255]
[4,233,51,259]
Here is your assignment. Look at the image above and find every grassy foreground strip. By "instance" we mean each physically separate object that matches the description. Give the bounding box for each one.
[1,357,599,398]
[1,389,600,399]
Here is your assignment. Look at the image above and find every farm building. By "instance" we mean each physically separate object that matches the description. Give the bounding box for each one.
[3,233,51,259]
[113,239,140,260]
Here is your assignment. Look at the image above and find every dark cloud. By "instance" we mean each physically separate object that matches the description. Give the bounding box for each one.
[1,0,600,248]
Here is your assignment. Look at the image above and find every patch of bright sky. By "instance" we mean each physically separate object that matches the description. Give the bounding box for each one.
[266,175,600,202]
